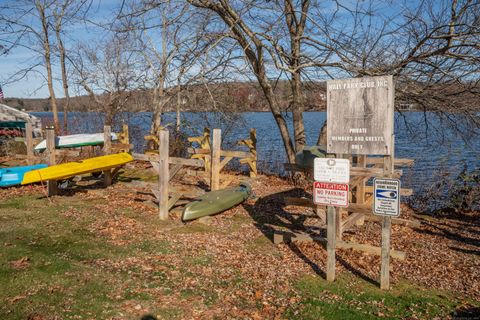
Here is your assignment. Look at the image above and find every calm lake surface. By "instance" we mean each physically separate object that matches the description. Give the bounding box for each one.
[32,111,480,197]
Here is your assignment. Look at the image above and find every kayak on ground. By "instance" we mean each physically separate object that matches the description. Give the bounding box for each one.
[295,145,327,168]
[0,164,48,187]
[182,182,252,222]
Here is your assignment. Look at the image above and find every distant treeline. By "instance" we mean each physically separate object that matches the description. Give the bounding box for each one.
[4,81,327,113]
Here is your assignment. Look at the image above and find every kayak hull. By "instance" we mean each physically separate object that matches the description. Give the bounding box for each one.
[0,164,48,187]
[182,183,251,221]
[295,145,327,168]
[34,133,118,151]
[21,152,133,185]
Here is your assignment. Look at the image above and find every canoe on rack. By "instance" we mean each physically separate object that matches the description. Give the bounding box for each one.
[21,152,133,185]
[34,132,118,151]
[182,182,251,222]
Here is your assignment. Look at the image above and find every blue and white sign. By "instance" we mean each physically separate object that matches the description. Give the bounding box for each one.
[373,178,401,216]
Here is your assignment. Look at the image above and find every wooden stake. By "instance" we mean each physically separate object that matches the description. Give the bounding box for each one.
[380,137,395,290]
[380,215,392,289]
[46,127,57,196]
[25,123,34,165]
[211,129,221,191]
[122,124,129,145]
[158,130,169,220]
[103,125,112,187]
[326,205,336,281]
[356,155,367,226]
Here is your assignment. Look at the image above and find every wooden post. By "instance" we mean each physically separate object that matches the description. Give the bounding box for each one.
[203,128,211,177]
[335,207,342,241]
[326,205,336,281]
[380,137,395,290]
[122,124,129,145]
[335,153,344,240]
[103,125,112,187]
[211,129,221,191]
[356,155,367,226]
[25,123,34,165]
[46,127,57,196]
[158,130,169,220]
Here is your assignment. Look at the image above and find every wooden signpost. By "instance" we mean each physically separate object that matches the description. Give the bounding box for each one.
[327,75,396,289]
[313,157,350,282]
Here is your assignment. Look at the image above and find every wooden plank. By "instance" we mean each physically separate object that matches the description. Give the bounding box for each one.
[188,147,252,159]
[364,215,421,228]
[25,123,34,165]
[54,150,81,157]
[168,193,183,210]
[355,155,367,226]
[284,163,402,177]
[338,239,405,260]
[103,126,112,187]
[169,164,183,181]
[274,232,405,260]
[316,206,326,224]
[219,156,233,171]
[211,129,221,190]
[367,157,414,166]
[342,212,365,230]
[158,130,169,220]
[335,207,342,241]
[133,153,204,167]
[46,127,57,196]
[326,206,336,281]
[187,147,210,154]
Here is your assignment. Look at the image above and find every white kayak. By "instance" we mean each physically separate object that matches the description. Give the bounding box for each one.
[34,132,118,151]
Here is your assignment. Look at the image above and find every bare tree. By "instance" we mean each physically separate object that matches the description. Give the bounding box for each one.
[70,34,144,125]
[308,0,480,141]
[52,0,90,133]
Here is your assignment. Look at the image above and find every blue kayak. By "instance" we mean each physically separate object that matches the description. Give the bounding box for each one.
[0,164,48,187]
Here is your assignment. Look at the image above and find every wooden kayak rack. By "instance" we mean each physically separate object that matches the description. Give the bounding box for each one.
[17,124,132,195]
[280,154,418,263]
[187,128,257,181]
[133,128,258,220]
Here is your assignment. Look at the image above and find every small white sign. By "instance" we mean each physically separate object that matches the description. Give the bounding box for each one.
[314,158,350,184]
[373,178,401,217]
[313,182,349,207]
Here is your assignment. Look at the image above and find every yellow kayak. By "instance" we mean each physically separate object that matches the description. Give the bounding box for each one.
[21,152,133,185]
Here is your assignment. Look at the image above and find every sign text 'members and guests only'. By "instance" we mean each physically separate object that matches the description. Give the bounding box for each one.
[327,75,394,155]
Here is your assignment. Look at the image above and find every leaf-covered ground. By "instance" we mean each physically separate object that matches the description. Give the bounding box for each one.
[0,162,479,319]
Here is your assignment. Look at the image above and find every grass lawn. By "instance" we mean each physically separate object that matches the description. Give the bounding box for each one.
[0,190,478,319]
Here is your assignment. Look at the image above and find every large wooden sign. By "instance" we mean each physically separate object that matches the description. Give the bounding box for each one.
[327,75,394,155]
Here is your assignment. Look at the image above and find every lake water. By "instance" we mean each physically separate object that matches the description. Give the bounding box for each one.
[32,111,479,202]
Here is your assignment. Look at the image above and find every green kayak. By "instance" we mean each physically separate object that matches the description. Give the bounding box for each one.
[182,182,252,222]
[295,145,327,168]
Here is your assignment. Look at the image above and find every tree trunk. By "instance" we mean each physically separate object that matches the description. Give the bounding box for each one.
[256,70,296,163]
[37,1,59,133]
[291,72,306,151]
[56,28,69,134]
[176,83,181,132]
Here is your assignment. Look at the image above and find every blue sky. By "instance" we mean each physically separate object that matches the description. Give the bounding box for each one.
[0,0,119,99]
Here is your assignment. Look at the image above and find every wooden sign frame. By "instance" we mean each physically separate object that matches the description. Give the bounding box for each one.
[327,75,394,155]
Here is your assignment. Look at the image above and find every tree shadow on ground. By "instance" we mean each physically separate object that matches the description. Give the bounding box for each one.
[243,188,377,284]
[415,221,480,248]
[451,304,480,319]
